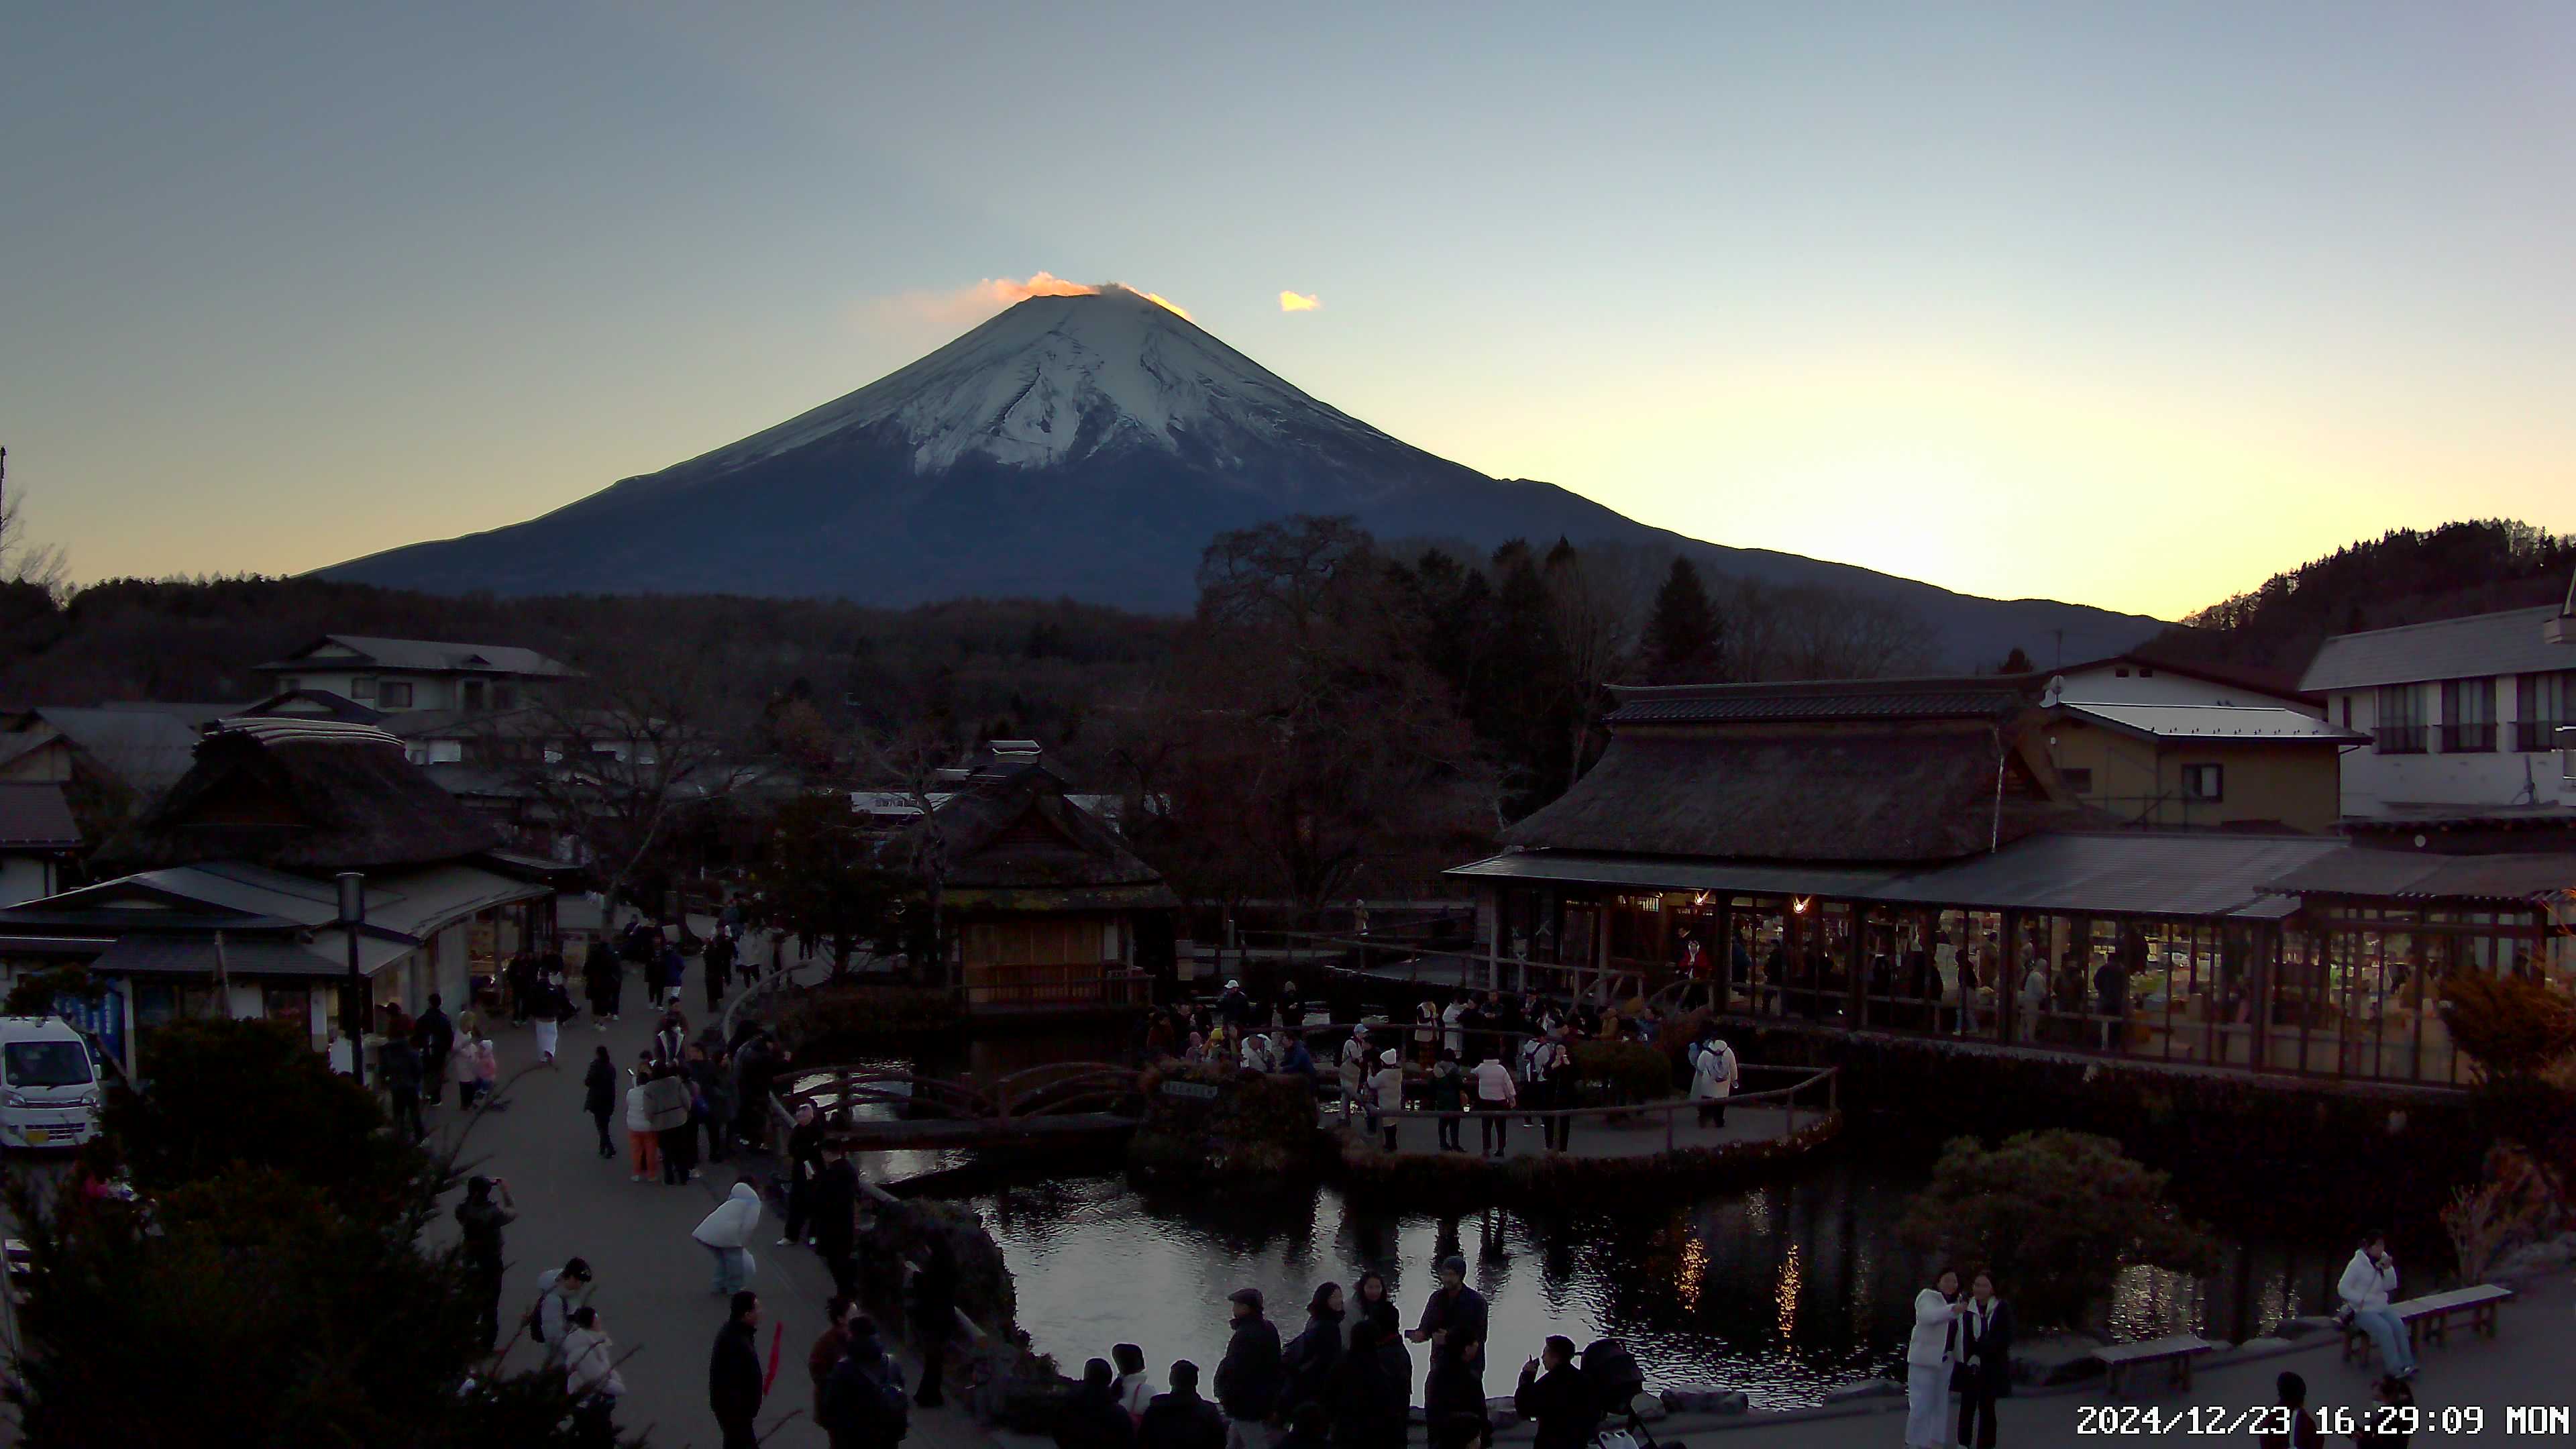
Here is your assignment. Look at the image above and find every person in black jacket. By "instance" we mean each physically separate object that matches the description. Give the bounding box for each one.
[710,1291,765,1449]
[781,1104,824,1245]
[1953,1271,2015,1449]
[1056,1358,1138,1449]
[911,1236,961,1408]
[582,1046,619,1158]
[1326,1320,1409,1449]
[1350,1272,1399,1345]
[1406,1257,1487,1425]
[811,1141,859,1299]
[453,1175,515,1348]
[380,1034,425,1142]
[584,938,623,1024]
[1513,1336,1596,1449]
[1214,1287,1283,1448]
[417,993,455,1106]
[1140,1359,1228,1449]
[1277,1283,1345,1422]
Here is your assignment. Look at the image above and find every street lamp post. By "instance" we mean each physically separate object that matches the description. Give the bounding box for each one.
[336,871,367,1088]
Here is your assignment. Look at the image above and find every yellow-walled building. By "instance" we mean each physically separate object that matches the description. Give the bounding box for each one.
[2041,657,2363,833]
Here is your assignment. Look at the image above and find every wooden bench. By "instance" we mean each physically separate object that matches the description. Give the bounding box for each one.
[2094,1333,2215,1397]
[2341,1285,2514,1365]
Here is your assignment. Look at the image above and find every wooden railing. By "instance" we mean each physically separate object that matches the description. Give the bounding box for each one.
[961,961,1152,1009]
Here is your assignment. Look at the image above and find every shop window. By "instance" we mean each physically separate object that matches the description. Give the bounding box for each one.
[2182,764,2224,802]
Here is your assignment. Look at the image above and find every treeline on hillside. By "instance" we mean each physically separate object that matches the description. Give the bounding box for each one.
[2145,520,2575,676]
[0,577,1177,762]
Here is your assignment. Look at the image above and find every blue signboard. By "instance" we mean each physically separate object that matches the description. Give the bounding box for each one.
[55,987,126,1076]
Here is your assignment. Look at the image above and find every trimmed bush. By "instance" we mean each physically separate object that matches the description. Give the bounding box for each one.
[773,982,967,1059]
[1896,1129,2217,1330]
[1570,1039,1678,1103]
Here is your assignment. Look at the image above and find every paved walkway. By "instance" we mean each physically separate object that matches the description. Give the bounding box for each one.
[1330,1102,1803,1161]
[1642,1274,2572,1448]
[425,957,999,1449]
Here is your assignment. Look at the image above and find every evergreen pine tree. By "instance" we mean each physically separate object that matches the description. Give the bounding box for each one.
[1644,556,1723,684]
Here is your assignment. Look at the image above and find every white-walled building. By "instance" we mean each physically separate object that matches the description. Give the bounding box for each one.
[2300,592,2576,824]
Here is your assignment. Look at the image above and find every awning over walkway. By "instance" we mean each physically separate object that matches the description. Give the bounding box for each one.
[2258,848,2576,904]
[1449,830,2352,921]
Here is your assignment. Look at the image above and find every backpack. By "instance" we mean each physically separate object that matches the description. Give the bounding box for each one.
[822,1352,909,1442]
[524,1292,550,1344]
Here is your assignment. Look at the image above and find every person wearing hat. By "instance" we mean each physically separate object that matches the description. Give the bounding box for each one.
[1336,1028,1371,1124]
[1406,1256,1489,1428]
[1368,1050,1406,1152]
[1215,1288,1284,1449]
[1218,980,1253,1031]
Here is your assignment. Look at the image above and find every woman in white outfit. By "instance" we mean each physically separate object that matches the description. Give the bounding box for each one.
[1905,1269,1962,1449]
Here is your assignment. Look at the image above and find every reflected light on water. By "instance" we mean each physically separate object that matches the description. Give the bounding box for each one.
[1676,1230,1709,1313]
[1774,1244,1804,1340]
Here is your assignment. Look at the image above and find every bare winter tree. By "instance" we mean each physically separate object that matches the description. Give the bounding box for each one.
[848,719,965,988]
[1541,539,1644,790]
[480,625,759,930]
[1722,578,1937,681]
[0,449,71,600]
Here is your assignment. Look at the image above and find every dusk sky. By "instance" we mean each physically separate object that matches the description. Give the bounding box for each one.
[5,1,2571,619]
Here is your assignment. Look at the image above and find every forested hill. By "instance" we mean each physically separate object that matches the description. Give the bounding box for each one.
[2145,520,2575,676]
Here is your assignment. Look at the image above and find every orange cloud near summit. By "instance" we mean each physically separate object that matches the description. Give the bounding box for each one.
[871,273,1191,329]
[1279,290,1322,313]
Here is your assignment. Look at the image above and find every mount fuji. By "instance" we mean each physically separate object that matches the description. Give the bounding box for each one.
[323,286,2161,663]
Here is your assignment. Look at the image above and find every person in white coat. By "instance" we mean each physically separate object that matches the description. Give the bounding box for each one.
[1904,1269,1962,1449]
[561,1304,627,1443]
[1687,1032,1739,1128]
[693,1177,765,1295]
[2338,1230,2416,1379]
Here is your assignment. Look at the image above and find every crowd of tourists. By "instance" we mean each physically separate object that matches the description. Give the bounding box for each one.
[1046,1256,1647,1449]
[1138,979,1743,1159]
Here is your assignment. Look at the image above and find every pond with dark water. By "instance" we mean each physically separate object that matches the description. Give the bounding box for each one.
[820,1030,2418,1411]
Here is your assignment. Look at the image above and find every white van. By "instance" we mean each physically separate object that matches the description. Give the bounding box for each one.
[0,1017,102,1150]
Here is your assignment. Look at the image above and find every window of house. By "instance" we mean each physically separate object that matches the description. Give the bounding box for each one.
[2114,667,2131,678]
[2339,695,2351,729]
[2374,684,2425,753]
[2440,678,2496,753]
[462,680,487,711]
[378,680,415,708]
[279,676,301,693]
[493,684,517,710]
[2181,763,2224,801]
[2139,667,2155,677]
[347,677,373,700]
[2516,670,2576,752]
[2059,767,2095,793]
[427,739,463,764]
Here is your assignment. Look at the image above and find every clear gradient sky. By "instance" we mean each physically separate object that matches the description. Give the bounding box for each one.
[5,2,2571,619]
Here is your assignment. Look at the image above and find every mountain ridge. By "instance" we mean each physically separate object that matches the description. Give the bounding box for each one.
[323,288,2163,666]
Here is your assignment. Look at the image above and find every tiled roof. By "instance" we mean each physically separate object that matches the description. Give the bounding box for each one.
[2057,702,2365,743]
[2302,606,2576,692]
[0,783,81,849]
[2260,848,2576,903]
[257,635,571,678]
[1607,676,2034,726]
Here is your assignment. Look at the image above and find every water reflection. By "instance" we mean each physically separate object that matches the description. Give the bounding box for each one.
[958,1152,2370,1411]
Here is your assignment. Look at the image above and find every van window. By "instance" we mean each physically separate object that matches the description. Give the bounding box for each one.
[5,1040,95,1087]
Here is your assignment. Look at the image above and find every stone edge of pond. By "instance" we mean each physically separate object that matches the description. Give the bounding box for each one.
[1329,1112,1846,1205]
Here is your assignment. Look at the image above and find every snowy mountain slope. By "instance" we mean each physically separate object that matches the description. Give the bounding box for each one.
[323,289,2163,665]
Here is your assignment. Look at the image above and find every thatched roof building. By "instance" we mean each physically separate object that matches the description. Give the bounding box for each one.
[936,763,1177,912]
[1505,676,2077,865]
[103,717,502,873]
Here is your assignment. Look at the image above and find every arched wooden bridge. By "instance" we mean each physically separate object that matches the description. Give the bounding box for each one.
[775,1061,1146,1152]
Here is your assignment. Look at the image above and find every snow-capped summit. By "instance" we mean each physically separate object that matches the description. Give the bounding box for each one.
[698,286,1390,475]
[322,289,2163,664]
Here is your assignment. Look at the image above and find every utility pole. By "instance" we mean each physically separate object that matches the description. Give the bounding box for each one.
[337,871,368,1087]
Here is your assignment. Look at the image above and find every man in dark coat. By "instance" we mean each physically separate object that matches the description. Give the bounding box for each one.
[811,1140,859,1299]
[818,1315,909,1449]
[1512,1336,1596,1449]
[1407,1256,1487,1424]
[380,1033,425,1142]
[709,1290,765,1449]
[584,938,624,1022]
[1213,1288,1283,1449]
[416,993,455,1105]
[1953,1271,2015,1449]
[705,930,735,1014]
[1138,1360,1227,1449]
[453,1175,515,1348]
